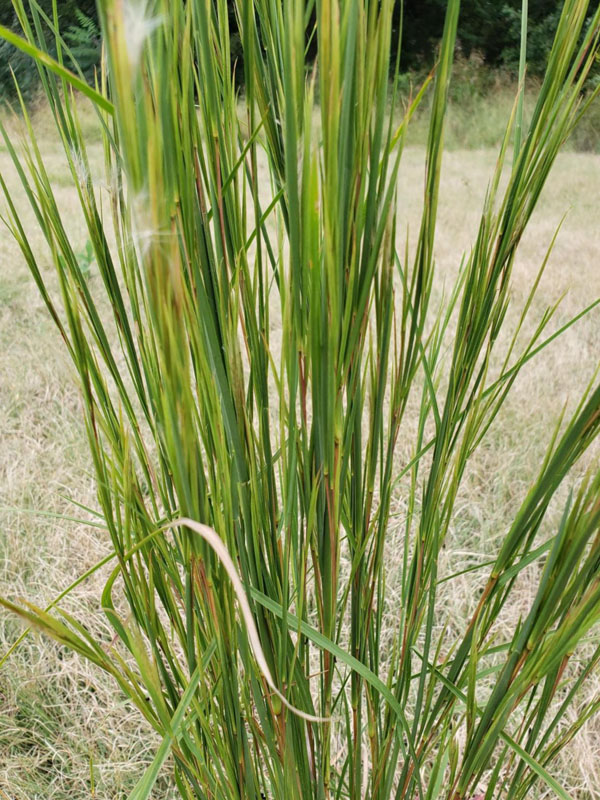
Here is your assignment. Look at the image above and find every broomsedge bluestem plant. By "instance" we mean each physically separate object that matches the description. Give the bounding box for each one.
[1,0,600,798]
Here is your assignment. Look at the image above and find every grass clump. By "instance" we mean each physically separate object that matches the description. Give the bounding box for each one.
[1,1,600,798]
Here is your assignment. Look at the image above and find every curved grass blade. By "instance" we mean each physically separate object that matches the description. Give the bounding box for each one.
[0,24,113,113]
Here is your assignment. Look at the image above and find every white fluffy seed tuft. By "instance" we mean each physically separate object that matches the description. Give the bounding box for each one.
[122,0,163,71]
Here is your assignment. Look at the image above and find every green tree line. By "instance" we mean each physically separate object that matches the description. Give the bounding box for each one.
[0,0,597,104]
[400,0,569,71]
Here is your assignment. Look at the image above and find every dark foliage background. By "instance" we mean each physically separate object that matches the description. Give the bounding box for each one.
[0,1,596,103]
[397,1,569,73]
[0,0,99,103]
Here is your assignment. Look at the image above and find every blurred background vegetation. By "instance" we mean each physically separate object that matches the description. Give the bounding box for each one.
[0,0,599,147]
[0,1,99,102]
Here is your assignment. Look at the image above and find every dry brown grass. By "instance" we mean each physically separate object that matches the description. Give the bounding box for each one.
[0,105,599,798]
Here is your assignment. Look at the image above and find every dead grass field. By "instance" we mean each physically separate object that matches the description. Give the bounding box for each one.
[0,112,599,798]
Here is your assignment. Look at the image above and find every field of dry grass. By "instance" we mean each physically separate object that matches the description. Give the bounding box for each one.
[0,107,599,798]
